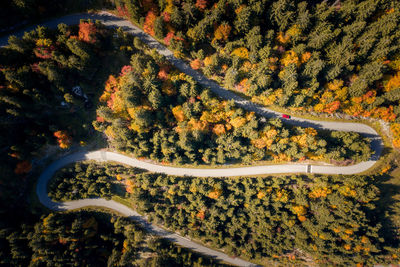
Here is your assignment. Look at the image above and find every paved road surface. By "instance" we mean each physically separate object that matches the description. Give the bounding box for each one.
[36,151,259,267]
[3,11,385,267]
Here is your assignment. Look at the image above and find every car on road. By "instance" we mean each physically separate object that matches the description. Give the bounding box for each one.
[282,114,290,119]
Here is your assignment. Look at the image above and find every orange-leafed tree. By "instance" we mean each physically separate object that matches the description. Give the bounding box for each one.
[96,116,105,122]
[301,52,312,63]
[212,124,226,135]
[196,209,206,220]
[324,101,340,114]
[276,31,290,44]
[143,11,157,36]
[162,11,171,22]
[213,23,231,43]
[158,67,169,80]
[125,179,135,193]
[235,78,250,93]
[230,116,247,128]
[172,105,186,122]
[281,50,299,67]
[190,59,203,70]
[188,118,208,131]
[54,130,72,149]
[257,191,266,199]
[292,205,307,222]
[309,187,332,198]
[384,72,400,92]
[208,187,222,199]
[79,22,97,44]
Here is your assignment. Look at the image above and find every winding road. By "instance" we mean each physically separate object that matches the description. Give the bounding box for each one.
[2,10,385,267]
[0,11,383,173]
[37,150,259,267]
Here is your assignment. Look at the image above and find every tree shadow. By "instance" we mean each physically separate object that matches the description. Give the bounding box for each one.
[374,173,400,246]
[111,183,127,198]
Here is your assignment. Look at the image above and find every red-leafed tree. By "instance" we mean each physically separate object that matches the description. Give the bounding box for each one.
[120,65,133,76]
[117,5,130,17]
[162,12,171,22]
[164,32,175,46]
[96,116,105,122]
[34,46,54,59]
[195,0,207,10]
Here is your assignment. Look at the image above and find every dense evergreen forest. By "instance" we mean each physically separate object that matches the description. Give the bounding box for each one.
[0,20,133,205]
[48,161,399,265]
[48,161,146,200]
[0,18,371,222]
[0,210,226,266]
[1,0,400,266]
[112,0,400,147]
[94,44,372,165]
[0,21,136,267]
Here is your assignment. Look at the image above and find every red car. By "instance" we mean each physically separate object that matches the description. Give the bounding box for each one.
[282,114,290,119]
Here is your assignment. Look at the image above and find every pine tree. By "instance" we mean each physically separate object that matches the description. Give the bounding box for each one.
[154,16,166,39]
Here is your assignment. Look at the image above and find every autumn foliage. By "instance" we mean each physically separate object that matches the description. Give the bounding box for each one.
[172,105,186,122]
[54,130,72,149]
[196,209,206,220]
[34,38,54,59]
[143,11,157,36]
[125,179,135,193]
[195,0,207,10]
[213,23,231,42]
[95,47,371,166]
[117,5,130,17]
[163,32,175,46]
[190,59,203,70]
[78,22,97,43]
[231,47,249,59]
[124,171,384,265]
[208,187,222,199]
[120,65,133,76]
[384,72,400,92]
[107,0,400,155]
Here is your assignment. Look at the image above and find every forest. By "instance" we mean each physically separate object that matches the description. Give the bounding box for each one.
[0,21,136,267]
[1,0,400,266]
[112,0,400,147]
[0,210,226,266]
[0,20,135,206]
[48,161,145,201]
[93,46,372,165]
[47,161,399,265]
